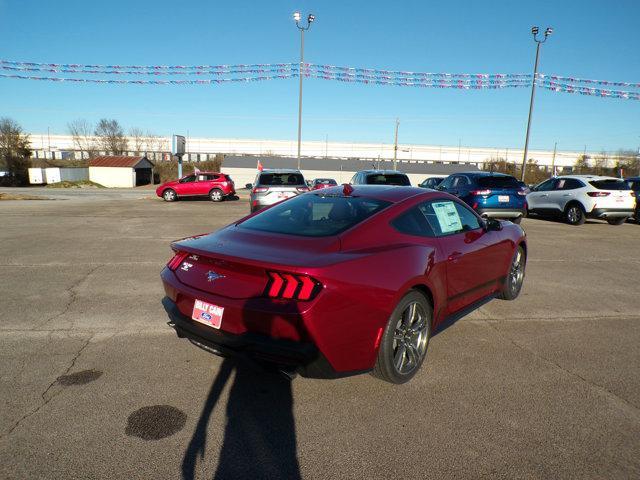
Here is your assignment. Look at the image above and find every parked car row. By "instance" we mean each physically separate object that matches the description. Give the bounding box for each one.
[156,167,638,226]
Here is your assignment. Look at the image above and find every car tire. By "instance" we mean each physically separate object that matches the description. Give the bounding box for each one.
[372,290,432,384]
[209,189,224,202]
[606,217,626,225]
[564,203,585,225]
[635,206,640,225]
[163,189,177,202]
[499,245,526,301]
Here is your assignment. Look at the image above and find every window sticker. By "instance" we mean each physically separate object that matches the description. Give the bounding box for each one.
[432,201,462,234]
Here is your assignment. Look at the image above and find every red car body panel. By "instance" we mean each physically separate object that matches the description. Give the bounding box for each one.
[155,171,235,198]
[161,186,525,374]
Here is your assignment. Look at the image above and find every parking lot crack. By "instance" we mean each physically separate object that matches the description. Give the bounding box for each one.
[34,265,103,330]
[483,321,640,417]
[1,335,94,438]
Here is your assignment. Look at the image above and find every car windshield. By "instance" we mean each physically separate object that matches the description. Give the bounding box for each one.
[589,179,630,190]
[477,176,520,189]
[259,173,305,186]
[239,194,391,237]
[365,174,410,186]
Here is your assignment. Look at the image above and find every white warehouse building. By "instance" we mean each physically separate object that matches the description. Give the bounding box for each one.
[29,134,596,169]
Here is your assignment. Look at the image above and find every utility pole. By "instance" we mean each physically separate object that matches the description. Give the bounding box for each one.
[551,141,557,175]
[457,138,461,162]
[293,12,315,170]
[520,26,553,182]
[325,134,328,159]
[393,118,399,171]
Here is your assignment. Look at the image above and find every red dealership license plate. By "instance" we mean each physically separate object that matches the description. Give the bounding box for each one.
[192,299,224,329]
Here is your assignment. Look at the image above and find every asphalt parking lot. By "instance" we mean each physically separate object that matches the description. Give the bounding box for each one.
[1,187,639,479]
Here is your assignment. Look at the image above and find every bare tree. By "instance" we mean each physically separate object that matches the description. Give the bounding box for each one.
[129,127,145,154]
[146,132,168,154]
[574,155,591,174]
[67,119,98,158]
[0,117,32,185]
[94,119,128,155]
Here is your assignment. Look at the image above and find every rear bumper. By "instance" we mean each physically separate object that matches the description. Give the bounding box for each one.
[588,208,634,219]
[162,278,374,379]
[162,296,354,378]
[476,207,526,219]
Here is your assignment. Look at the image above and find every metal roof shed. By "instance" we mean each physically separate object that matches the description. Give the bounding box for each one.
[88,156,154,188]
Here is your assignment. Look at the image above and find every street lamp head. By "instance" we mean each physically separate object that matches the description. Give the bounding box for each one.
[307,13,315,23]
[293,11,301,22]
[531,26,539,36]
[545,27,553,36]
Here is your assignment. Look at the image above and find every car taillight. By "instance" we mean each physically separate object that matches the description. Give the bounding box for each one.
[517,189,529,196]
[167,250,189,271]
[470,189,492,196]
[296,186,310,192]
[265,271,322,301]
[253,187,269,193]
[587,192,610,197]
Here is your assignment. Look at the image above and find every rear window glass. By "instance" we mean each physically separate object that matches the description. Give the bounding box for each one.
[477,176,520,189]
[589,179,630,190]
[365,174,411,186]
[258,173,305,186]
[315,179,337,185]
[239,194,391,237]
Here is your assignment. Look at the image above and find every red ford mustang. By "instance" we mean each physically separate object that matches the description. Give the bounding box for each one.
[156,171,235,202]
[161,185,527,383]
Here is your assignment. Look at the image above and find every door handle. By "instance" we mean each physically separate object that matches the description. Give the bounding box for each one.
[541,194,548,197]
[562,194,571,197]
[448,251,463,262]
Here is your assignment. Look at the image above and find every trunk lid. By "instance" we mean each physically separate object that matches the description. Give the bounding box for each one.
[171,227,340,299]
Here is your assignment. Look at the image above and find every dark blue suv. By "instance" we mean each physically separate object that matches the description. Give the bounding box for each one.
[437,172,528,224]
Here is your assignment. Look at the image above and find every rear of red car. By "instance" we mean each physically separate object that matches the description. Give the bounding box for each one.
[161,191,406,376]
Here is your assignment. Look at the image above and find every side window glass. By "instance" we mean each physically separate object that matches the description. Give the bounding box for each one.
[180,175,196,183]
[562,179,582,190]
[457,177,469,187]
[391,207,435,237]
[536,179,556,192]
[454,202,481,231]
[439,176,454,189]
[419,200,480,236]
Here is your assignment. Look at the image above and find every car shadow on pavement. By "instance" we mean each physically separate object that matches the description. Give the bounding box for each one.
[181,359,301,480]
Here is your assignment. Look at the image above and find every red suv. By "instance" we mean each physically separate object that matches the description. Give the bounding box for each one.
[156,172,235,202]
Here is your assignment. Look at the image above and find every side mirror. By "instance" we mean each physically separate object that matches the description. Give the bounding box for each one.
[245,183,253,189]
[484,218,502,231]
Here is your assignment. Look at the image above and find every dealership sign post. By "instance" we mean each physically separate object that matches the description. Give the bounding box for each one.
[172,135,186,178]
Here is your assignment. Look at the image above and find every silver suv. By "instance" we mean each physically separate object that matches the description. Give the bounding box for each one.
[249,169,309,213]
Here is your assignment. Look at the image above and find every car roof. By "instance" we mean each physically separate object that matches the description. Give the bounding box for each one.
[625,176,640,181]
[557,174,622,180]
[313,184,432,202]
[260,169,302,174]
[454,171,514,178]
[358,170,408,175]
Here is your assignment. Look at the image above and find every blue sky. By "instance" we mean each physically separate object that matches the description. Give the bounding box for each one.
[1,0,638,152]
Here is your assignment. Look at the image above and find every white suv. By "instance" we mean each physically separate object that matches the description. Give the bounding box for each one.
[527,175,636,225]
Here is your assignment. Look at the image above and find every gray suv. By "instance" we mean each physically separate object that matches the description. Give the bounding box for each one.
[249,169,308,213]
[350,170,411,186]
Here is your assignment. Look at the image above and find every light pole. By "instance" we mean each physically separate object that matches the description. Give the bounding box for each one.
[293,11,315,170]
[520,26,553,182]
